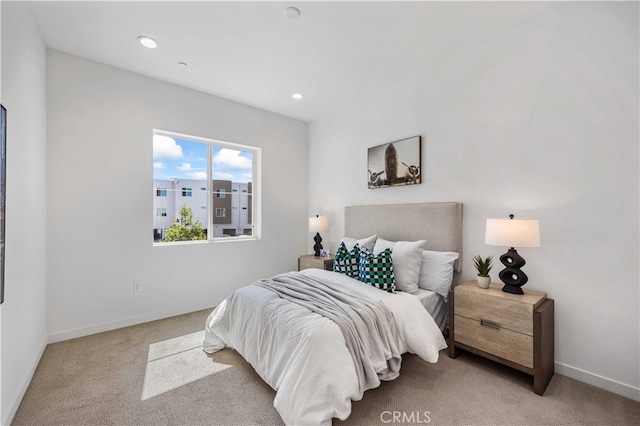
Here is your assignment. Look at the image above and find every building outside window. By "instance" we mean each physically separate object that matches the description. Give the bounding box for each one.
[152,130,260,243]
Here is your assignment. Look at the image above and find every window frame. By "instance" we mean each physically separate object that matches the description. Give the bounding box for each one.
[153,129,261,245]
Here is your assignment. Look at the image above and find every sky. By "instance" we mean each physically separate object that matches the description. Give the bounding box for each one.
[153,134,253,183]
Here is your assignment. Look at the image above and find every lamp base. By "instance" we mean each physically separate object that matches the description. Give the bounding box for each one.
[498,248,528,295]
[501,283,525,295]
[313,232,323,257]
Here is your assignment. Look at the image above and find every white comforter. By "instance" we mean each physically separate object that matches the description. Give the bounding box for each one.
[203,268,447,426]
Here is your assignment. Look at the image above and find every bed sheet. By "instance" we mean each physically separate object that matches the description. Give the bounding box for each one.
[414,288,448,332]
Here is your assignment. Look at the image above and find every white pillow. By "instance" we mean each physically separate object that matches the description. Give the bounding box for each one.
[374,238,425,294]
[418,250,459,298]
[339,234,377,252]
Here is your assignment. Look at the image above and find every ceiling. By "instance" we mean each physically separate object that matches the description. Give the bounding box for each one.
[28,1,491,123]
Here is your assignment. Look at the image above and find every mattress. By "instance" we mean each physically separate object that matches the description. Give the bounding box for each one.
[414,288,448,332]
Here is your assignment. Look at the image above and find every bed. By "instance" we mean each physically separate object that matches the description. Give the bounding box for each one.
[203,202,463,425]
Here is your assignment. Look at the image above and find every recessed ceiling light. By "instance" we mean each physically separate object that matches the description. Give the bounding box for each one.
[284,7,301,20]
[137,36,158,49]
[292,93,304,100]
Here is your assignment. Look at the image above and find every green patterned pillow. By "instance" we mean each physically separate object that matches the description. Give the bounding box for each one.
[358,247,396,293]
[333,242,360,278]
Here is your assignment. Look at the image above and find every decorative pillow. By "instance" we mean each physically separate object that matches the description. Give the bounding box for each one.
[418,250,459,299]
[358,247,395,293]
[333,242,360,278]
[373,238,425,294]
[339,234,377,252]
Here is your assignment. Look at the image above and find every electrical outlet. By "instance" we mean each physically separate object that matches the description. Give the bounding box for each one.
[133,280,141,292]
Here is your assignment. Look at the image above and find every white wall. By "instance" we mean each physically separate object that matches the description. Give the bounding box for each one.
[47,50,308,341]
[0,2,48,424]
[309,2,639,400]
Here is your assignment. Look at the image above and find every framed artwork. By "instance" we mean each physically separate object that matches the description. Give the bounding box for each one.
[1,105,5,304]
[367,135,421,188]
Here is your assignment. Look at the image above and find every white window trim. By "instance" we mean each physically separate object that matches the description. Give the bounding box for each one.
[153,129,261,245]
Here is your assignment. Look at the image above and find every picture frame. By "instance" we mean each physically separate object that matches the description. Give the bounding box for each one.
[367,135,421,189]
[1,105,6,304]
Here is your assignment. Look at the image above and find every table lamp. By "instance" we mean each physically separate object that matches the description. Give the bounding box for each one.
[309,215,328,256]
[485,215,540,295]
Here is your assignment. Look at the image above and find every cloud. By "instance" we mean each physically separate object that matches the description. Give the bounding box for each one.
[153,162,164,169]
[177,163,206,180]
[153,135,183,160]
[214,171,234,180]
[177,163,194,172]
[187,172,207,180]
[213,149,252,170]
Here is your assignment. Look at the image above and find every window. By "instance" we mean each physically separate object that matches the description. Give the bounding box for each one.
[152,130,260,244]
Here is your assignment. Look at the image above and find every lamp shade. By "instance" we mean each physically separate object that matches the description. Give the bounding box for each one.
[309,216,328,233]
[485,218,540,248]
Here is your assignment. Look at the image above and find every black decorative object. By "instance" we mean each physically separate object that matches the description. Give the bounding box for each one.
[485,214,541,296]
[498,248,528,294]
[313,232,323,257]
[308,215,328,257]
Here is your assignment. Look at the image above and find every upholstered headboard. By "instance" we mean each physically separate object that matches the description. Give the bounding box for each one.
[344,202,463,273]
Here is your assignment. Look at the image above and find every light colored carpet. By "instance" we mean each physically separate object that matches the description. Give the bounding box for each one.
[12,309,639,426]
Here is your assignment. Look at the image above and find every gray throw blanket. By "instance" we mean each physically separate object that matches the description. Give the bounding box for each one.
[254,271,402,394]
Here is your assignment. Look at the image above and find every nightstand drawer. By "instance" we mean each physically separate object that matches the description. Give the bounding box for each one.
[455,284,542,336]
[455,314,533,368]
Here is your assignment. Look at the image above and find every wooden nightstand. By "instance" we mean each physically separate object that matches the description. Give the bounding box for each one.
[298,254,334,271]
[448,281,554,395]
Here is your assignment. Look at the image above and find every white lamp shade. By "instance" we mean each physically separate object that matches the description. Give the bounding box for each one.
[309,216,328,233]
[485,218,540,248]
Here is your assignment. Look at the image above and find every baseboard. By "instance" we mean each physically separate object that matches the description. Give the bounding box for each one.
[47,300,220,344]
[555,361,640,402]
[2,341,47,426]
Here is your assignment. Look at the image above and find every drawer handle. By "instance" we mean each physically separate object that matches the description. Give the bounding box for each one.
[480,319,501,330]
